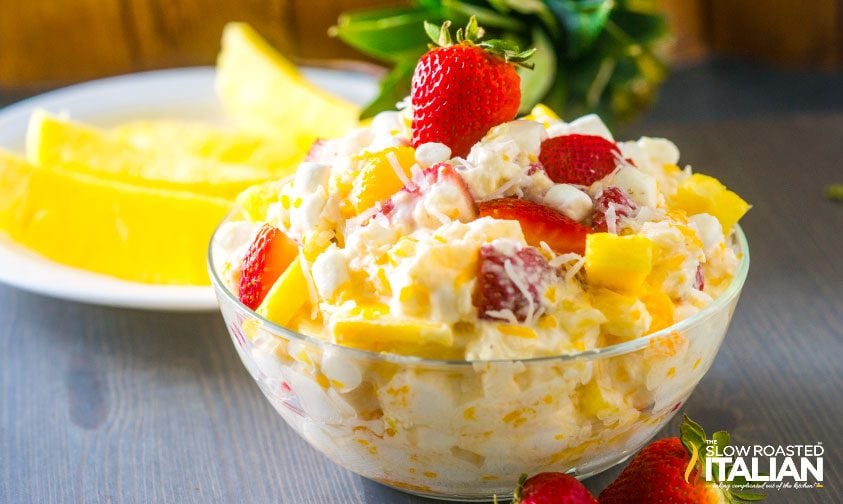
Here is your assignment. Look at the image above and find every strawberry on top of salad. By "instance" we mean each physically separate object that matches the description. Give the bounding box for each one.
[220,17,751,361]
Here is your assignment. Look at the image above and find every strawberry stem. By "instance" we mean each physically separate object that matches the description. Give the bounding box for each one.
[423,16,535,69]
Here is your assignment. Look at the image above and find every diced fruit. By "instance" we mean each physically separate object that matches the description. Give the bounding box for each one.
[27,110,272,199]
[238,224,299,309]
[585,233,654,293]
[256,256,310,326]
[114,120,307,177]
[411,18,529,157]
[590,288,652,340]
[478,198,590,254]
[235,179,286,222]
[0,149,229,284]
[347,146,415,215]
[475,243,554,322]
[591,186,637,232]
[578,378,618,418]
[539,134,621,186]
[513,472,597,504]
[640,286,675,333]
[332,312,454,358]
[217,22,359,141]
[523,103,560,127]
[670,173,750,231]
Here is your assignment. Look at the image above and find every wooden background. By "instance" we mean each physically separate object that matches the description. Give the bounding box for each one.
[2,0,843,92]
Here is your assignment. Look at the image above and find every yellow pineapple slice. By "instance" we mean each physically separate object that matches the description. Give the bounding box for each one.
[27,110,273,199]
[345,146,415,216]
[0,149,229,284]
[257,256,310,327]
[670,173,750,232]
[114,120,307,177]
[585,233,654,293]
[332,305,454,358]
[217,22,359,141]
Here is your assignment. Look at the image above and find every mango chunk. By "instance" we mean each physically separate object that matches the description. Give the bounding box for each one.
[257,256,310,326]
[332,314,454,358]
[670,173,750,231]
[585,233,654,293]
[346,146,415,215]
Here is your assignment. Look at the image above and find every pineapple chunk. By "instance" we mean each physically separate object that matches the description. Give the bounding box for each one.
[585,233,654,293]
[590,288,652,340]
[524,103,560,127]
[347,146,415,215]
[670,173,750,231]
[236,179,286,222]
[257,256,310,326]
[332,313,454,358]
[640,286,675,333]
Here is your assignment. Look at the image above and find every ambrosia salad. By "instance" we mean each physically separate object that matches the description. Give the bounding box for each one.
[212,18,750,497]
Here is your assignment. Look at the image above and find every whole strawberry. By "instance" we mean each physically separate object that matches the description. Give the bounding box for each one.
[599,416,766,503]
[513,472,597,504]
[411,16,534,158]
[539,134,621,186]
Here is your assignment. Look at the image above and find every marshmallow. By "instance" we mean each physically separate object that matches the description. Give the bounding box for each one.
[543,184,593,222]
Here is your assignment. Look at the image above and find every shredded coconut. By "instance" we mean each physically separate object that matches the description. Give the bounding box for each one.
[565,257,586,282]
[483,309,518,324]
[503,258,536,323]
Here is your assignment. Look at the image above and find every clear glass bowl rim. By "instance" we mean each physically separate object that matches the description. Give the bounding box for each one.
[208,211,749,366]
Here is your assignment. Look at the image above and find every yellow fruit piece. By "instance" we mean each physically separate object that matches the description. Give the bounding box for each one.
[332,314,454,358]
[217,22,359,141]
[524,103,560,127]
[235,179,286,222]
[114,120,307,177]
[257,256,309,326]
[0,149,229,284]
[347,146,415,215]
[578,379,617,418]
[27,110,272,199]
[585,233,654,293]
[670,173,751,231]
[640,286,675,333]
[590,288,652,340]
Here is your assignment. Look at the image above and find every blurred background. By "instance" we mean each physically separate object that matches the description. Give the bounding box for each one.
[0,0,843,124]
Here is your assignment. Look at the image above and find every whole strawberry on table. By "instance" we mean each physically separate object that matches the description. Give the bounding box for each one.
[507,417,766,504]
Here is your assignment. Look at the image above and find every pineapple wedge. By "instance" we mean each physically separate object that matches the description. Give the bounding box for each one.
[27,110,274,199]
[585,233,654,293]
[670,173,750,232]
[257,256,310,327]
[345,146,415,215]
[332,312,454,358]
[217,22,359,141]
[114,120,307,178]
[0,149,229,285]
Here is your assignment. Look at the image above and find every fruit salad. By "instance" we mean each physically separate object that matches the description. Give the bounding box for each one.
[212,18,750,498]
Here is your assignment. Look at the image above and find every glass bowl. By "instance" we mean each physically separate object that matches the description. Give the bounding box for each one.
[208,212,749,502]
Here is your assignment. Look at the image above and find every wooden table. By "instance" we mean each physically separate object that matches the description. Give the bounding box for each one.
[1,60,841,503]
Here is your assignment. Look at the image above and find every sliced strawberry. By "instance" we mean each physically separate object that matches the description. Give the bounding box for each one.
[238,224,299,310]
[478,198,590,255]
[539,134,621,186]
[694,264,705,291]
[475,243,554,322]
[513,472,597,504]
[373,162,475,225]
[591,186,637,232]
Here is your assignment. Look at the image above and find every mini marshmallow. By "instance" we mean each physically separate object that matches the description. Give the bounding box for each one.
[612,165,658,207]
[370,111,402,135]
[294,162,331,194]
[637,137,680,165]
[415,142,452,167]
[311,247,350,299]
[688,213,724,254]
[547,114,613,141]
[543,184,593,222]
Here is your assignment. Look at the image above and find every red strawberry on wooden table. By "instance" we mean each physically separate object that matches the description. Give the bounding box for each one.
[411,16,535,158]
[238,223,298,310]
[478,198,591,255]
[540,134,621,186]
[598,416,766,503]
[512,472,597,504]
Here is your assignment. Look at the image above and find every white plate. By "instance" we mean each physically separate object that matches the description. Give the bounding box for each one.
[0,66,378,311]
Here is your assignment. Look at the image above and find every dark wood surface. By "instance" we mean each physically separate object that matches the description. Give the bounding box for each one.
[1,60,842,503]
